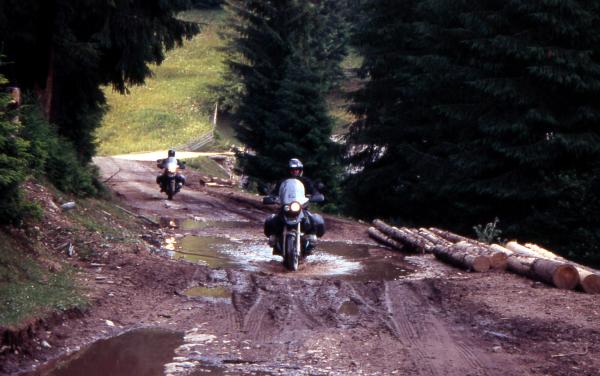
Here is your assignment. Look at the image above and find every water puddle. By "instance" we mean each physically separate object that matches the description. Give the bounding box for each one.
[171,236,245,268]
[172,234,414,281]
[338,300,359,316]
[183,286,231,299]
[159,217,251,231]
[188,366,272,375]
[28,328,182,376]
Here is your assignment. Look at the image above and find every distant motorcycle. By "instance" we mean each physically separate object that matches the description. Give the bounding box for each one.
[263,178,324,271]
[156,157,186,200]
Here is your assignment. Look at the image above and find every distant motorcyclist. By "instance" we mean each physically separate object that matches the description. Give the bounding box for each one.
[156,149,186,192]
[264,158,325,255]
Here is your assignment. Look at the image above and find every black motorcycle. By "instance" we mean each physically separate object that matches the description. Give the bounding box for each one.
[157,158,186,200]
[263,178,324,271]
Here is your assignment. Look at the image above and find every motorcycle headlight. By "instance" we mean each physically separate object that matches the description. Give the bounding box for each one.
[167,166,177,173]
[289,201,301,213]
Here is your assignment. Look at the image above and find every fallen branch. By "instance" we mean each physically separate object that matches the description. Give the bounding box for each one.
[102,168,122,183]
[551,345,589,358]
[115,205,159,226]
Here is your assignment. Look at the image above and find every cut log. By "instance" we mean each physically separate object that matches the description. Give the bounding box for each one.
[400,227,436,252]
[505,241,539,258]
[367,227,404,251]
[417,228,452,247]
[432,245,490,272]
[429,227,471,243]
[453,241,508,270]
[372,220,422,252]
[490,244,514,256]
[507,254,579,290]
[524,243,600,294]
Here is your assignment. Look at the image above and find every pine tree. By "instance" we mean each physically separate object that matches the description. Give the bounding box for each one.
[452,0,600,259]
[0,71,32,223]
[0,0,199,162]
[345,0,600,261]
[224,0,344,199]
[345,0,476,221]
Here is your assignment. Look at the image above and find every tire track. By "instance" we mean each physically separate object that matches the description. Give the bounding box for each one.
[384,280,493,376]
[383,281,435,376]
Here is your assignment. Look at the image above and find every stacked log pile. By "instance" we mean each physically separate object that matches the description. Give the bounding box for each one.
[199,175,235,187]
[367,219,600,293]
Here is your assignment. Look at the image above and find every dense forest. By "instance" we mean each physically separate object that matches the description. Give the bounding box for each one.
[1,0,599,264]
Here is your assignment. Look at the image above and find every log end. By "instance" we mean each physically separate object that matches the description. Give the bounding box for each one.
[553,265,580,290]
[490,253,508,270]
[580,274,600,294]
[471,256,491,273]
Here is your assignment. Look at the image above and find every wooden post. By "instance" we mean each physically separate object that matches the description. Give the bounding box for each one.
[213,102,219,128]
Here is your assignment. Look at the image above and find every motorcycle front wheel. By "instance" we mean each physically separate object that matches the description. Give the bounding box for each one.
[284,233,299,271]
[167,179,176,200]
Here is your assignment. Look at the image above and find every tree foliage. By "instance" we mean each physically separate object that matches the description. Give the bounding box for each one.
[346,0,600,262]
[0,0,199,162]
[0,74,32,223]
[223,0,346,203]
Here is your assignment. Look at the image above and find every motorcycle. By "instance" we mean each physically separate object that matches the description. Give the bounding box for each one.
[263,178,324,271]
[156,158,186,200]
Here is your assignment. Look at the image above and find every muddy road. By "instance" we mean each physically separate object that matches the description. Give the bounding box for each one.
[7,156,600,376]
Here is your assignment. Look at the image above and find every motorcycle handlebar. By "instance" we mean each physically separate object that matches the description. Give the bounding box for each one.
[262,194,324,205]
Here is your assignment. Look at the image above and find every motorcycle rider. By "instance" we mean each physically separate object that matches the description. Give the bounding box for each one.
[156,149,186,192]
[264,158,325,256]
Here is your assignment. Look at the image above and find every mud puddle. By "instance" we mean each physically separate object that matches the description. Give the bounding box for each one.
[160,217,251,231]
[338,300,360,316]
[27,328,182,376]
[170,235,415,280]
[183,286,232,299]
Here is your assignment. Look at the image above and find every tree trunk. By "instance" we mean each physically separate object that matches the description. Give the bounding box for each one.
[432,245,490,272]
[400,227,436,252]
[505,241,539,258]
[507,254,579,290]
[367,227,404,251]
[428,227,471,243]
[524,243,600,294]
[372,220,422,252]
[417,228,452,247]
[453,241,508,270]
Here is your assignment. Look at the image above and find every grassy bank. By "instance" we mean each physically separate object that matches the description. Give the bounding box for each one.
[97,10,228,156]
[0,231,86,327]
[97,8,360,155]
[0,183,146,328]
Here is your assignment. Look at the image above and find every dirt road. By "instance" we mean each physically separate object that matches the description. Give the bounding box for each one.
[6,157,600,375]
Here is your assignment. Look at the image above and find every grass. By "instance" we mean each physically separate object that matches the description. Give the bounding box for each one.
[181,155,230,179]
[96,9,228,156]
[0,190,149,327]
[97,9,362,154]
[0,232,87,328]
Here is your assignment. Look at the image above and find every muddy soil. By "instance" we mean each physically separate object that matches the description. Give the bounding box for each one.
[3,157,600,376]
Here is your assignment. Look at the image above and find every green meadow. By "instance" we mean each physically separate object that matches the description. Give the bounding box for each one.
[96,10,227,155]
[96,9,358,156]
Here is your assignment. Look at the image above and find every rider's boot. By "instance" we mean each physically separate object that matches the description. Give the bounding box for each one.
[304,234,317,256]
[269,235,282,255]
